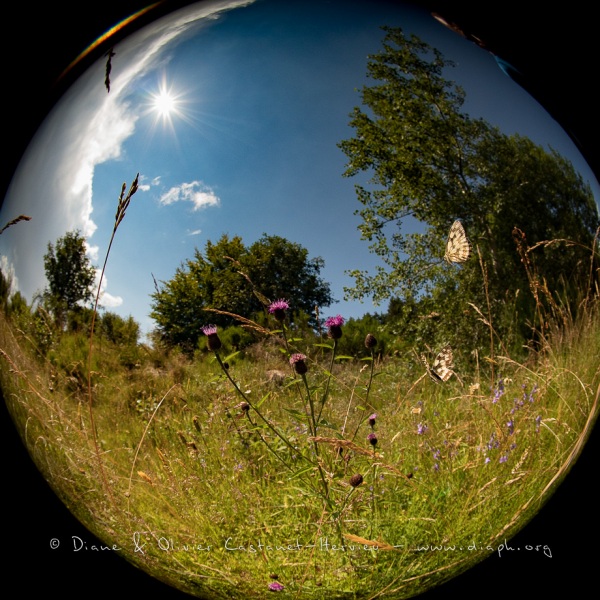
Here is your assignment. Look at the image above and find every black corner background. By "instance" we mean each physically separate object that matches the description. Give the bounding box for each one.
[3,1,599,598]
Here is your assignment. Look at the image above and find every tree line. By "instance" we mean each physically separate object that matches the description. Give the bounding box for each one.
[2,26,597,364]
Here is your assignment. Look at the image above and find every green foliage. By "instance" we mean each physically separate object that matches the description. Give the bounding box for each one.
[43,230,96,326]
[66,306,95,334]
[8,291,29,317]
[30,306,56,355]
[245,234,333,319]
[211,324,256,355]
[98,311,140,346]
[338,26,600,362]
[2,297,597,599]
[0,268,10,310]
[333,312,402,358]
[150,233,333,352]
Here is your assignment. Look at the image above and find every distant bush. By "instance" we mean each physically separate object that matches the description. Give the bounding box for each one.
[333,313,405,358]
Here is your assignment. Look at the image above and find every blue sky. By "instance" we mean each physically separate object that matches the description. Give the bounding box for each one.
[1,0,598,338]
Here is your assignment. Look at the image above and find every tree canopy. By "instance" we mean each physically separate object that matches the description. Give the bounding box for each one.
[150,233,334,351]
[338,27,599,359]
[42,230,96,325]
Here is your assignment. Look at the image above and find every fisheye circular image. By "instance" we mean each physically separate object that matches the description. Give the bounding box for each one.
[2,1,599,598]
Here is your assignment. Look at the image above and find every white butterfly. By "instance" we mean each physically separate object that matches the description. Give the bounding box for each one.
[444,220,471,263]
[421,344,454,383]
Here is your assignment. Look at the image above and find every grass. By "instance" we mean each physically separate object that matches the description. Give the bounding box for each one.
[1,193,598,598]
[1,297,598,599]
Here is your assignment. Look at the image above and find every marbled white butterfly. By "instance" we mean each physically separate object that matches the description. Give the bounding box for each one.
[444,220,471,263]
[421,344,454,383]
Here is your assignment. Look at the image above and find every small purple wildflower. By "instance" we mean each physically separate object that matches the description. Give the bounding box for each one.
[507,420,514,435]
[417,422,428,435]
[499,455,508,464]
[202,324,222,351]
[492,379,505,403]
[268,581,285,592]
[484,456,491,465]
[367,432,378,447]
[368,413,377,427]
[268,299,290,322]
[535,415,542,433]
[529,384,538,402]
[486,432,500,450]
[324,314,345,339]
[289,353,308,375]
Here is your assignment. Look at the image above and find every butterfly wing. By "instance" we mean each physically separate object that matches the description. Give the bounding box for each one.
[422,344,454,383]
[431,344,454,382]
[444,220,471,263]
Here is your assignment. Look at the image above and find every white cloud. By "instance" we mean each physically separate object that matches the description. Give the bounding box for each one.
[159,181,220,211]
[188,229,202,236]
[93,270,123,308]
[99,292,124,308]
[85,242,100,262]
[138,175,161,192]
[0,255,18,295]
[0,0,254,304]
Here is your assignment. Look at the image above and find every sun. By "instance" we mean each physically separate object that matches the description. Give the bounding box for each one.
[141,73,202,140]
[152,88,178,118]
[146,77,186,129]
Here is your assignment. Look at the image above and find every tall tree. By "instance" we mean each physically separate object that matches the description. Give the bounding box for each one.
[338,27,599,358]
[43,230,96,326]
[245,234,333,320]
[150,233,333,351]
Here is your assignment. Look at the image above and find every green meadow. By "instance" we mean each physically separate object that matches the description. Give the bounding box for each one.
[1,262,598,598]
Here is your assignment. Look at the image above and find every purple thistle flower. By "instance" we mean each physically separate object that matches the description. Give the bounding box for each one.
[324,314,345,339]
[367,432,378,447]
[268,299,290,322]
[201,324,222,351]
[368,413,377,427]
[268,581,284,592]
[289,353,308,375]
